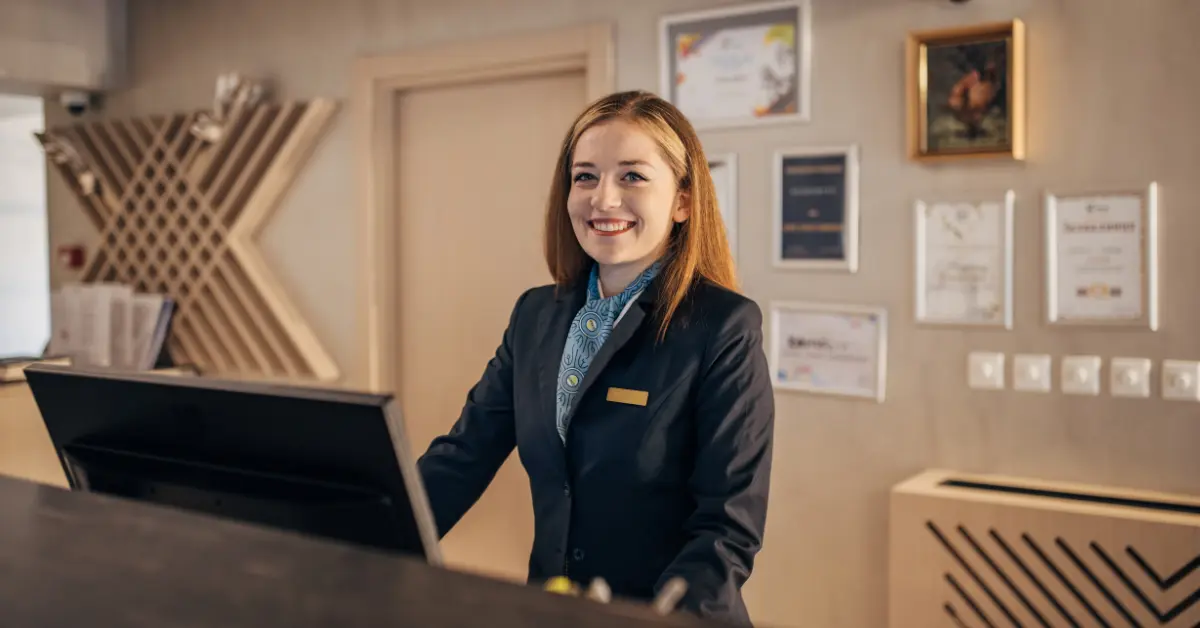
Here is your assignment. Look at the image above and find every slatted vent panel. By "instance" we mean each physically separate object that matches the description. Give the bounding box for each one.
[889,470,1200,627]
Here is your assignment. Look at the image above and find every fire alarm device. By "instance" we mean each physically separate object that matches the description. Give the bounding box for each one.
[57,245,86,270]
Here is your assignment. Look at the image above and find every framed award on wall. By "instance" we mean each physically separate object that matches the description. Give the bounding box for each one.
[914,192,1015,328]
[769,300,888,402]
[772,145,860,272]
[659,1,812,129]
[708,153,739,264]
[1044,183,1159,330]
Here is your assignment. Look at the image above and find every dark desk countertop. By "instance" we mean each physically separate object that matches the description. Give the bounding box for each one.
[0,474,724,627]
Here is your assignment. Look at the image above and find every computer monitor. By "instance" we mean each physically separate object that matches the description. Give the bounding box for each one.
[23,363,443,565]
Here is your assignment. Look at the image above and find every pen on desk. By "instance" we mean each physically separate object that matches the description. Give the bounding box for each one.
[651,577,688,615]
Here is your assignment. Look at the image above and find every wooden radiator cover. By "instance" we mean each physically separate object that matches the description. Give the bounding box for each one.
[889,469,1200,627]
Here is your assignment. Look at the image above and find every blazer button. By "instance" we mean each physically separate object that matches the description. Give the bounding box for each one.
[572,548,585,561]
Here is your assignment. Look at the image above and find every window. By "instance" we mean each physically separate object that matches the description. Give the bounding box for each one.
[0,94,49,357]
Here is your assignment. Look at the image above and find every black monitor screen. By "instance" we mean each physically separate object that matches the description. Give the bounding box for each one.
[23,364,442,564]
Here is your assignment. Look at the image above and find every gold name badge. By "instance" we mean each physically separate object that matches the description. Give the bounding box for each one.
[606,387,649,407]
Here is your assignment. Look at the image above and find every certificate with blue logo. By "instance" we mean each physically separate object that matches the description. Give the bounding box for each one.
[773,146,859,271]
[769,301,887,402]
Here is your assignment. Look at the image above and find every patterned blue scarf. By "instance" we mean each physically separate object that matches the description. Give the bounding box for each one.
[555,261,661,442]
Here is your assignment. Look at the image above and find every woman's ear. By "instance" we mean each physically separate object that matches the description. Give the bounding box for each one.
[673,191,691,223]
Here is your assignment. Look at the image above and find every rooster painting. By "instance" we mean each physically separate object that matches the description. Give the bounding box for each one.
[923,38,1010,153]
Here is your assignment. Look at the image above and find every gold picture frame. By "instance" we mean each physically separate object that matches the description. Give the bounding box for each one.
[906,20,1025,162]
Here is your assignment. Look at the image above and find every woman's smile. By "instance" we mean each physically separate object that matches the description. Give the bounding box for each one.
[588,218,637,236]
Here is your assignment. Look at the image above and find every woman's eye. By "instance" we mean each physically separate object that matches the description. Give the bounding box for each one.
[573,172,596,183]
[622,171,648,183]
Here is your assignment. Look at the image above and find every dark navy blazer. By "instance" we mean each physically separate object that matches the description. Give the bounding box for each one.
[416,275,775,625]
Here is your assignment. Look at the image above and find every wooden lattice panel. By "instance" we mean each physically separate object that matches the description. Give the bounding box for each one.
[44,101,340,382]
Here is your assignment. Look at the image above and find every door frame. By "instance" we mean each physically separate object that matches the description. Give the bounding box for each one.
[353,23,616,392]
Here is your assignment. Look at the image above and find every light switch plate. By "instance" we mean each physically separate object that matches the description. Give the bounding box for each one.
[968,352,1005,390]
[1061,355,1102,395]
[1162,360,1200,401]
[1013,354,1051,392]
[1110,357,1152,398]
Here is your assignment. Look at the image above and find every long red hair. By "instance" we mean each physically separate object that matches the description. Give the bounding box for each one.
[543,90,738,340]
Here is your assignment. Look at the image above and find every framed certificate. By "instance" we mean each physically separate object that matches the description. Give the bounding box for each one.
[773,145,859,272]
[914,192,1014,328]
[708,153,739,263]
[659,0,812,129]
[769,301,888,402]
[1044,183,1159,329]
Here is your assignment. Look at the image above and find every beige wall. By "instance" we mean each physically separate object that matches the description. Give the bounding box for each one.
[44,0,1200,626]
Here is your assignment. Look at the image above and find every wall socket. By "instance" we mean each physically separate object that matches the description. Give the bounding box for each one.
[1061,355,1102,396]
[1162,360,1200,401]
[1013,354,1051,392]
[1110,357,1152,398]
[968,352,1005,390]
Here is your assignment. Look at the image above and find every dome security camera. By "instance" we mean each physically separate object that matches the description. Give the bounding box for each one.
[59,90,94,117]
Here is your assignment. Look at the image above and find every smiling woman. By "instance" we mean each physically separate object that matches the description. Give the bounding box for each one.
[566,119,690,296]
[545,91,739,340]
[415,90,774,626]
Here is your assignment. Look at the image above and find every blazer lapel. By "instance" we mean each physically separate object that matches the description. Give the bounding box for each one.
[536,281,586,451]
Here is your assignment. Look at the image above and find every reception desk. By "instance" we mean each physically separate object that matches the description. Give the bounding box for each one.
[0,382,67,487]
[0,380,722,626]
[0,473,721,627]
